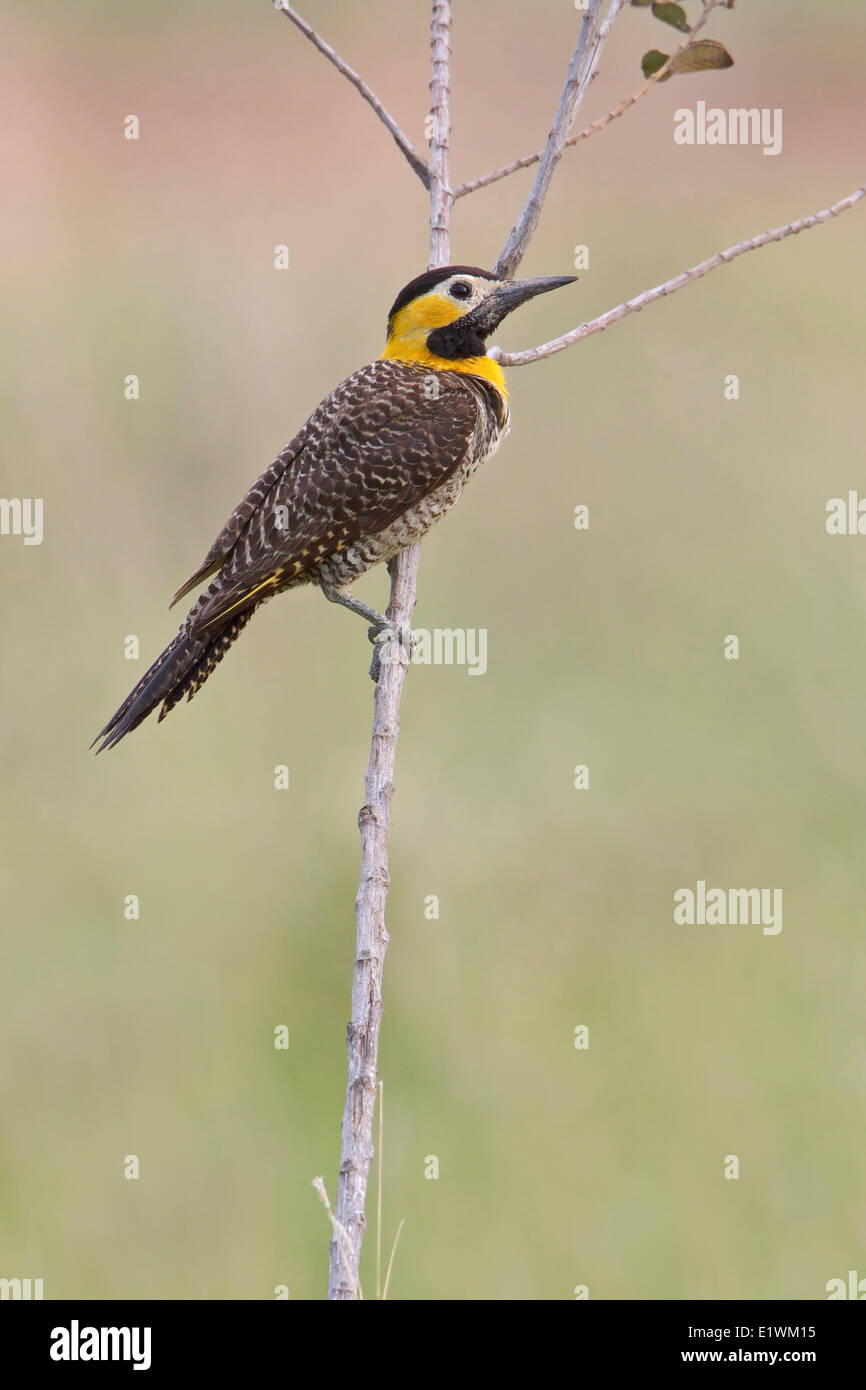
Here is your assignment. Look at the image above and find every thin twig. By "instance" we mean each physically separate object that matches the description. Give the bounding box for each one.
[313,1177,362,1299]
[325,0,453,1303]
[376,1079,384,1299]
[494,0,621,278]
[273,1,430,187]
[382,1219,406,1301]
[491,185,866,366]
[455,0,722,201]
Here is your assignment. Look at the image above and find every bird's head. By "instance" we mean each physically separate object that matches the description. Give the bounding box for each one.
[380,265,576,384]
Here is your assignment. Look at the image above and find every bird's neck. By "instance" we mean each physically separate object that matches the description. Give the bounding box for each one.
[379,337,508,398]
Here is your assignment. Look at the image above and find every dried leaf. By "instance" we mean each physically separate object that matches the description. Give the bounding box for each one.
[665,38,734,77]
[642,38,734,82]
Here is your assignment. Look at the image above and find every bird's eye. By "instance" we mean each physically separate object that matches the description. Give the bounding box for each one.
[450,281,472,300]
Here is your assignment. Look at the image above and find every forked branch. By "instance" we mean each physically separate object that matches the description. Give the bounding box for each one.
[456,0,725,202]
[495,0,620,278]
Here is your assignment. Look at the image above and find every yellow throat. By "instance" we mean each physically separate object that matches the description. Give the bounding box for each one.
[379,291,508,397]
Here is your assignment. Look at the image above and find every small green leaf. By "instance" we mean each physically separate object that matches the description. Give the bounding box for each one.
[641,48,669,78]
[652,2,689,29]
[630,1,654,8]
[665,38,734,78]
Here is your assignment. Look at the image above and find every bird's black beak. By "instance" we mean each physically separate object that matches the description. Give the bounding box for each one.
[471,274,577,337]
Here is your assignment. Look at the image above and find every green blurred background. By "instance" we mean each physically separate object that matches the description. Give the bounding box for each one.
[2,0,864,1300]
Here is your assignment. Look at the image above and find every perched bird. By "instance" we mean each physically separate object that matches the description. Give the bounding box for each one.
[94,265,575,751]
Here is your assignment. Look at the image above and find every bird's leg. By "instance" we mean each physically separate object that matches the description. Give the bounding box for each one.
[319,583,412,681]
[320,583,390,632]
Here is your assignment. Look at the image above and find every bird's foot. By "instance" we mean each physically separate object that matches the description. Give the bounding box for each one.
[367,622,415,682]
[318,584,416,680]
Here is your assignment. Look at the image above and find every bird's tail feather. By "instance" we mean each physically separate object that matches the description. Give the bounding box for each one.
[93,610,254,753]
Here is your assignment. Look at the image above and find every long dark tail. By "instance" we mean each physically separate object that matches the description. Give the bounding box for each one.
[93,610,254,753]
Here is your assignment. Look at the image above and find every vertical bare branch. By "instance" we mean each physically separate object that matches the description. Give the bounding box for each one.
[494,0,623,278]
[326,0,452,1303]
[325,568,410,1299]
[429,0,453,271]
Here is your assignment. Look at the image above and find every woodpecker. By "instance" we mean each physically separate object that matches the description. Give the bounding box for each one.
[94,265,575,751]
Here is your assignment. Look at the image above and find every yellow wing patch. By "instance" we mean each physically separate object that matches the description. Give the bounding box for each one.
[200,571,282,627]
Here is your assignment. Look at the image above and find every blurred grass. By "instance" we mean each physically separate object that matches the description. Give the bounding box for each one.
[1,0,865,1299]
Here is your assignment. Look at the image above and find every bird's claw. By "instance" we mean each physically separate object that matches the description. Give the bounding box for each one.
[367,623,415,682]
